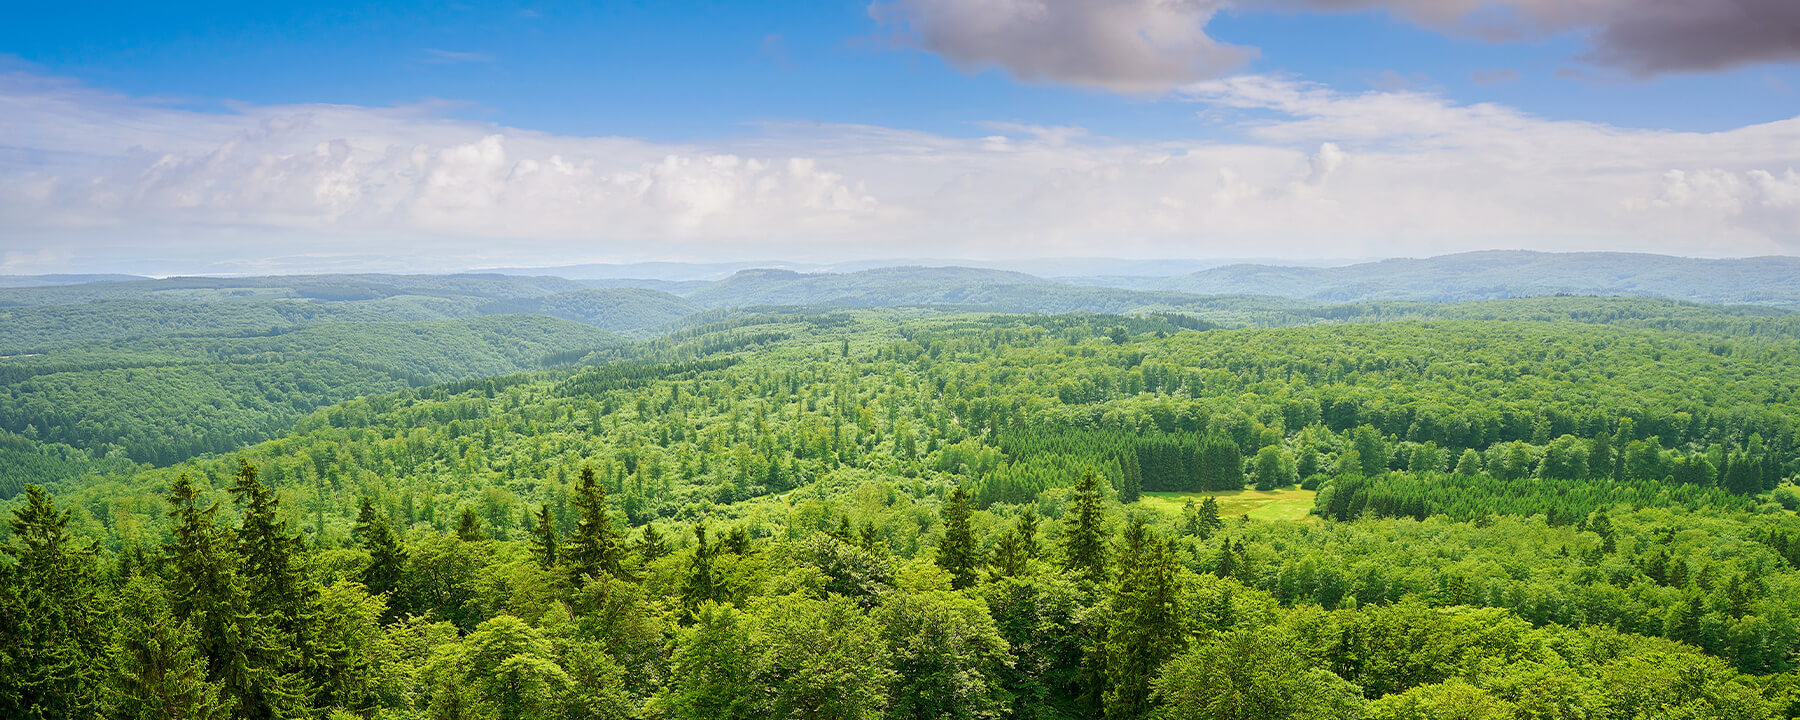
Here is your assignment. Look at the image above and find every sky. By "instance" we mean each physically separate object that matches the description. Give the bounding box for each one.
[2,0,1798,275]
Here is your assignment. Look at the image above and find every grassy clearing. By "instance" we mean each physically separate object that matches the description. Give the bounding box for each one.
[1139,488,1318,523]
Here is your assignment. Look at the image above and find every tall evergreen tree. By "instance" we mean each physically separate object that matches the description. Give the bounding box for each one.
[638,523,669,564]
[682,522,721,611]
[1196,497,1222,538]
[102,576,227,720]
[530,504,558,569]
[0,484,107,720]
[1103,520,1188,720]
[229,460,311,640]
[566,465,628,581]
[165,473,298,720]
[456,507,487,542]
[356,503,406,601]
[938,483,980,590]
[1197,434,1244,491]
[1062,468,1109,583]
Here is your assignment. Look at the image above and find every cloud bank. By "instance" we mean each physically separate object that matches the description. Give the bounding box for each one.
[0,70,1797,273]
[872,0,1800,91]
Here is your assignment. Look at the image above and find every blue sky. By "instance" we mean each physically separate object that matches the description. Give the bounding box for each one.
[2,0,1798,273]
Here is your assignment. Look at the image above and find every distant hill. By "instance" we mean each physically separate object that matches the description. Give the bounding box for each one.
[478,288,702,333]
[1081,252,1800,306]
[0,274,145,288]
[684,266,1211,313]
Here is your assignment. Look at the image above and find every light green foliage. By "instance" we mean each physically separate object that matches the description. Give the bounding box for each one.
[1152,630,1365,720]
[5,302,1800,720]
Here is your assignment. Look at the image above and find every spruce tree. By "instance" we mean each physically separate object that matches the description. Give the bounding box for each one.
[229,459,311,639]
[166,473,297,720]
[681,522,721,610]
[1061,468,1109,583]
[1103,522,1187,720]
[566,466,628,582]
[357,506,406,601]
[0,484,106,720]
[1196,497,1221,538]
[103,576,227,720]
[456,507,487,542]
[530,505,558,568]
[637,523,667,564]
[938,483,980,590]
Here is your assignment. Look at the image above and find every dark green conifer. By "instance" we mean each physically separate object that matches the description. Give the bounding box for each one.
[1062,468,1109,583]
[566,465,628,581]
[938,483,980,589]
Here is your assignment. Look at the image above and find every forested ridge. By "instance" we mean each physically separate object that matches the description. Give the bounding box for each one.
[5,303,1800,719]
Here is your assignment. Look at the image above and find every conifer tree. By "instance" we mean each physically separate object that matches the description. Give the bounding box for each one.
[1062,468,1109,583]
[356,504,406,600]
[682,522,721,610]
[859,521,884,551]
[103,576,227,720]
[456,507,487,542]
[166,473,297,720]
[637,523,668,564]
[566,465,627,581]
[0,484,106,720]
[938,483,980,590]
[229,460,311,639]
[1197,434,1244,491]
[1103,520,1187,720]
[530,505,558,568]
[1016,507,1039,558]
[1118,454,1143,504]
[1196,497,1222,537]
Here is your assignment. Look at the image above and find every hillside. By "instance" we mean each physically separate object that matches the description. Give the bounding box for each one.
[0,314,618,470]
[685,266,1216,313]
[10,307,1800,719]
[1072,251,1800,307]
[478,288,702,333]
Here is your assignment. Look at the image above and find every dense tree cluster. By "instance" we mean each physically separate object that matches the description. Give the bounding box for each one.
[4,305,1800,718]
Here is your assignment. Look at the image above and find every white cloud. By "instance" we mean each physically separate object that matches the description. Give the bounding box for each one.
[0,70,1796,273]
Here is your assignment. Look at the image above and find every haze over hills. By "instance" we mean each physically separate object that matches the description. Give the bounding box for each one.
[1065,251,1800,306]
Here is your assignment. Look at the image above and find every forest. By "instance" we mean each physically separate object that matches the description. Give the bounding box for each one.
[5,272,1800,720]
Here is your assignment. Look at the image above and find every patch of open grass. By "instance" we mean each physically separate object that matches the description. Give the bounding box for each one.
[1138,488,1318,523]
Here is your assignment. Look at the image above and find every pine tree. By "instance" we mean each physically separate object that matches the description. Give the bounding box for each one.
[530,504,559,568]
[938,484,980,590]
[102,576,227,720]
[1062,468,1109,583]
[0,484,107,720]
[566,465,628,582]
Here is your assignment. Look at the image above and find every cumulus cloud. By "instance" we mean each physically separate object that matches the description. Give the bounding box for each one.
[869,0,1799,92]
[869,0,1251,93]
[0,70,1797,273]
